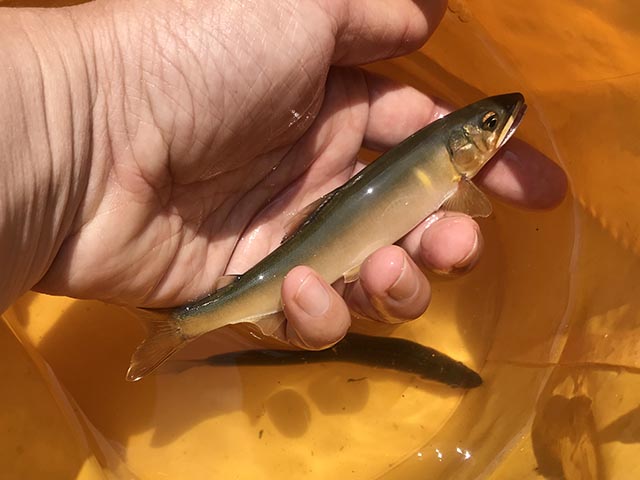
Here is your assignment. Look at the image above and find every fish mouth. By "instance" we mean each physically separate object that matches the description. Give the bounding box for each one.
[498,96,527,148]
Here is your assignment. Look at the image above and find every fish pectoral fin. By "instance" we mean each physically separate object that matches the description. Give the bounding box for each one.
[213,274,243,290]
[342,265,361,283]
[126,309,188,382]
[281,192,336,244]
[442,178,493,218]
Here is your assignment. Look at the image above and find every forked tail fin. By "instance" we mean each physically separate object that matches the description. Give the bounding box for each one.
[126,309,187,382]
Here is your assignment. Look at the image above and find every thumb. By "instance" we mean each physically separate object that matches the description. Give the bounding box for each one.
[324,0,447,65]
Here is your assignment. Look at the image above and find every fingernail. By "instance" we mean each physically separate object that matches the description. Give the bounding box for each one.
[453,228,480,270]
[295,273,331,317]
[388,256,418,301]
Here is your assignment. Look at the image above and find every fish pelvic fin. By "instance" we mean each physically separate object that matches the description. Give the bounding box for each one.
[126,309,187,382]
[442,178,493,218]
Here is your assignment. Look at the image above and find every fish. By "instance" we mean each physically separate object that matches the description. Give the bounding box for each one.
[167,333,483,388]
[126,93,527,382]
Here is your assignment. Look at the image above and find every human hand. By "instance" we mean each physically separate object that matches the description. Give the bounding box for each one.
[1,0,566,349]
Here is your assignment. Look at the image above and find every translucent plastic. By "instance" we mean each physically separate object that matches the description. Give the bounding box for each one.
[2,1,639,479]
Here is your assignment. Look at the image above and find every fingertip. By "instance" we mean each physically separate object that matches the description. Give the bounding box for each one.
[422,0,448,38]
[359,246,407,297]
[357,246,431,321]
[282,266,350,349]
[327,0,447,65]
[420,215,483,274]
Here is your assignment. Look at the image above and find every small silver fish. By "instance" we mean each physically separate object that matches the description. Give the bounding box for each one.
[127,93,527,382]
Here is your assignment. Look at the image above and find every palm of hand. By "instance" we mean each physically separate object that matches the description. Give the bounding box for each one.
[38,2,375,306]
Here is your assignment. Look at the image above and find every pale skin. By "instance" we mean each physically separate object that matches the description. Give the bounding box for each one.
[0,0,566,349]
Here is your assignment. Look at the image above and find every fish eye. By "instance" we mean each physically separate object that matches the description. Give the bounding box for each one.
[482,112,498,131]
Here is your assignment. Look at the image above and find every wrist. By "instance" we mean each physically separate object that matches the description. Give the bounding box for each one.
[0,7,95,312]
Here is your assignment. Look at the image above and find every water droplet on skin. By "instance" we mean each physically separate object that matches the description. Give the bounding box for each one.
[432,110,447,122]
[288,109,303,127]
[287,108,313,129]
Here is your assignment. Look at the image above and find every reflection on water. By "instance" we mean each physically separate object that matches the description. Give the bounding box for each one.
[532,394,601,479]
[531,364,640,480]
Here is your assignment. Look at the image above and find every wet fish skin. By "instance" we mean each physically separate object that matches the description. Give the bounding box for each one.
[127,93,527,382]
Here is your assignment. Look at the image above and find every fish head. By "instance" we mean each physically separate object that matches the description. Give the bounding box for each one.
[446,93,527,178]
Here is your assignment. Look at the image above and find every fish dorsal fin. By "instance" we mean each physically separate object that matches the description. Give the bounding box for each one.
[442,178,493,218]
[214,274,242,290]
[281,193,335,244]
[342,264,361,283]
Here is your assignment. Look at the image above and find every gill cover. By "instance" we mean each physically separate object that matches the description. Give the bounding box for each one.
[447,93,526,178]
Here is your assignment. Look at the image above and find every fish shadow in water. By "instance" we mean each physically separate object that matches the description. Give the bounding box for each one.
[531,393,602,479]
[149,346,465,447]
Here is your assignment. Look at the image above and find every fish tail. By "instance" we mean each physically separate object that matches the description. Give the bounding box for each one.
[126,309,188,382]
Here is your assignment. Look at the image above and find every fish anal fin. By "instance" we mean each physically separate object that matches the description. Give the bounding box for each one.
[343,265,361,283]
[214,274,242,290]
[442,178,493,218]
[253,312,286,338]
[126,309,188,382]
[281,193,334,244]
